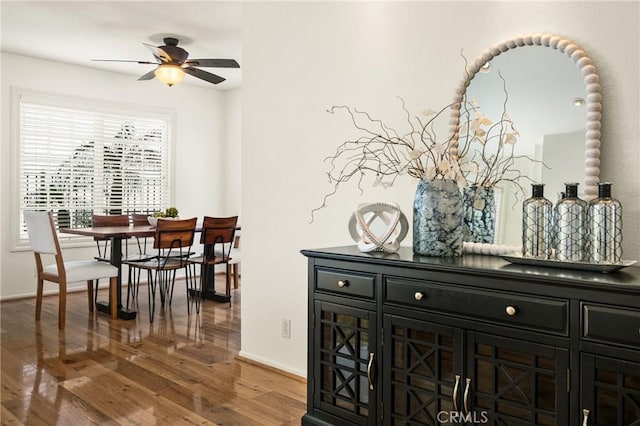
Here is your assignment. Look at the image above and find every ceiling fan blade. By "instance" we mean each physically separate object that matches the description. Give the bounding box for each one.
[185,59,240,68]
[143,43,172,63]
[183,67,225,84]
[137,69,157,81]
[92,59,159,65]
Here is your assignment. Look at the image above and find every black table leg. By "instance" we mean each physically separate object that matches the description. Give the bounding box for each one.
[95,237,137,320]
[191,244,231,303]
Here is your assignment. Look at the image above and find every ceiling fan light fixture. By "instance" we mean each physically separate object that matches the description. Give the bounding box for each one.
[154,64,185,87]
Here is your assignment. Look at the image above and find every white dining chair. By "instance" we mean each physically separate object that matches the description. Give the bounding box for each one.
[24,211,119,329]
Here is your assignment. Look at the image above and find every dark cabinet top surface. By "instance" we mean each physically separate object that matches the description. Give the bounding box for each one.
[302,246,640,294]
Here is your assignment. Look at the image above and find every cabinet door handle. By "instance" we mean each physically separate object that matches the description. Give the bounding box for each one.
[414,291,424,301]
[582,408,590,426]
[453,374,460,413]
[337,280,348,288]
[367,352,375,390]
[506,305,517,316]
[463,378,471,414]
[453,374,461,412]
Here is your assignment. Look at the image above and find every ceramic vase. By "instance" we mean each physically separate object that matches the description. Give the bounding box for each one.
[413,179,463,257]
[462,185,496,244]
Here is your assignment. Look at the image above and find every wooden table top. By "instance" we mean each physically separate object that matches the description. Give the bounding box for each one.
[59,225,156,238]
[60,224,240,239]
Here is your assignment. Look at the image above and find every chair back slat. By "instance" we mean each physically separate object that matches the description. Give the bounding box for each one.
[24,211,59,255]
[92,214,130,227]
[132,214,150,226]
[154,217,197,249]
[200,216,238,246]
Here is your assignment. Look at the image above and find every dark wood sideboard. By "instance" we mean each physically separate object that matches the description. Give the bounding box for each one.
[301,246,640,426]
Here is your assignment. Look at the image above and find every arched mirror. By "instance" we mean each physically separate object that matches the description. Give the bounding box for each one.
[449,33,602,254]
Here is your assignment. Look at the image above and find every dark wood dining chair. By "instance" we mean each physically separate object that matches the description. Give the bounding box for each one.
[189,216,238,306]
[24,211,118,328]
[123,217,197,322]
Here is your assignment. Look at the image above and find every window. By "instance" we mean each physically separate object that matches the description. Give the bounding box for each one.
[13,89,173,247]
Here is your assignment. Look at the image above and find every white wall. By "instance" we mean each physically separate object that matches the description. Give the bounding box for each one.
[1,52,233,298]
[241,1,639,377]
[222,88,242,218]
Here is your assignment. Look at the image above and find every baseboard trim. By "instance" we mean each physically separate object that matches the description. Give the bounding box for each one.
[0,281,150,302]
[236,354,307,383]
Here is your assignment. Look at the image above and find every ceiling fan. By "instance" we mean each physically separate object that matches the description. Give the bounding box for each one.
[92,37,240,86]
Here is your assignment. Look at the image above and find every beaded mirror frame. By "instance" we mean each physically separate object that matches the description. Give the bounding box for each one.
[449,33,602,255]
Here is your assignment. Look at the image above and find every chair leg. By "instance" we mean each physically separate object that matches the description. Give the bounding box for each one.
[127,265,140,309]
[109,277,118,319]
[169,270,176,306]
[225,264,231,308]
[126,266,132,309]
[58,282,67,330]
[148,270,156,323]
[87,280,94,312]
[158,270,166,306]
[233,264,239,289]
[185,266,191,315]
[190,264,201,314]
[35,278,44,321]
[185,265,196,315]
[134,268,140,300]
[127,266,142,309]
[94,279,100,305]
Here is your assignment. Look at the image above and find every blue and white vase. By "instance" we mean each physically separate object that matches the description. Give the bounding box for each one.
[462,185,496,244]
[413,179,464,257]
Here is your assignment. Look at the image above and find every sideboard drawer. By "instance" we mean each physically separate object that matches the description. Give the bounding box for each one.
[316,268,375,299]
[385,278,568,334]
[583,304,640,349]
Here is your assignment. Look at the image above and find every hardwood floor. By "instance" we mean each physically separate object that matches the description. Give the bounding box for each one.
[1,276,306,425]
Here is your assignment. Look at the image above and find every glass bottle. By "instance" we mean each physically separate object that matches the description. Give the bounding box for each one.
[588,182,623,263]
[555,183,588,262]
[522,184,553,259]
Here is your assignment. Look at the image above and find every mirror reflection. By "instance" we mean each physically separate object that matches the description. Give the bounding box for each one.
[463,45,587,246]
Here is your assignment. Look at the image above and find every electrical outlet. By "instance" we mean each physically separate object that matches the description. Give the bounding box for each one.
[281,318,291,339]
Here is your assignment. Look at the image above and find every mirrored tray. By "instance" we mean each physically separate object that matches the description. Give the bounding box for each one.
[501,255,637,273]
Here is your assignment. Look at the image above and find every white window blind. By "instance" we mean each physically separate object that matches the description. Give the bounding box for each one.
[16,90,173,243]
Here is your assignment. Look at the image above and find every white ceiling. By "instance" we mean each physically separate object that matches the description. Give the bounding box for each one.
[1,1,243,90]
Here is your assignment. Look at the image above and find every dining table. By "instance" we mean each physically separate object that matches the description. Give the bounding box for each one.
[59,223,234,320]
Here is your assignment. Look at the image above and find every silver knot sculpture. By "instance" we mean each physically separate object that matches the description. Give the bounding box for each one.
[348,202,409,253]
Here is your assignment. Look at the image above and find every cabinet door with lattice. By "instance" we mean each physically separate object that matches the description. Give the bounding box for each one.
[313,300,377,425]
[581,354,640,426]
[467,332,570,426]
[383,314,464,425]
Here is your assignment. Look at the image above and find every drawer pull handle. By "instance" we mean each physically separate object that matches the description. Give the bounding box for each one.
[414,292,424,301]
[367,352,375,390]
[337,280,348,288]
[506,306,517,316]
[582,408,590,426]
[463,378,471,414]
[453,374,460,412]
